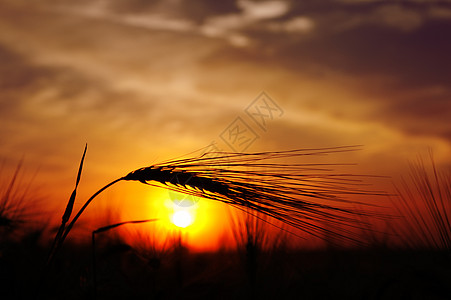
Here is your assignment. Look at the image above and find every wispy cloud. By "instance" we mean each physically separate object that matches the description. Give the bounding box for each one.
[0,0,450,196]
[237,0,290,20]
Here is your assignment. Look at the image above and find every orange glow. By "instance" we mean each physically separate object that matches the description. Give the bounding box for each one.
[102,184,235,252]
[159,194,232,251]
[172,210,193,228]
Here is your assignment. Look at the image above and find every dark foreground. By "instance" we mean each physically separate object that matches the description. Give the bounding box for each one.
[1,235,450,300]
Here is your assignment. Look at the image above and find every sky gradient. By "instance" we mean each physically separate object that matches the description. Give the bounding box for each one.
[1,0,450,250]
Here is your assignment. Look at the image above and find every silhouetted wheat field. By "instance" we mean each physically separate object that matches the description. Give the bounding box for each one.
[2,235,451,299]
[1,147,450,299]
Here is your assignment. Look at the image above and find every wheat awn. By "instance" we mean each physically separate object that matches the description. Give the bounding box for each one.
[49,145,384,264]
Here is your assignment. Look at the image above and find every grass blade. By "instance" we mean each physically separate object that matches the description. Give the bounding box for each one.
[47,143,87,265]
[92,218,158,297]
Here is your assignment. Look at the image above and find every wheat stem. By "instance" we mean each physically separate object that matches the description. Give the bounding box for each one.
[47,177,125,265]
[50,146,383,263]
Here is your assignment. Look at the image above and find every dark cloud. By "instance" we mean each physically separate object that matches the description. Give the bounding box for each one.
[0,41,153,144]
[107,0,161,13]
[180,0,241,23]
[0,43,67,100]
[376,92,451,141]
[191,1,451,143]
[287,0,451,16]
[196,17,451,143]
[0,45,39,91]
[230,1,451,90]
[307,21,451,88]
[77,0,241,24]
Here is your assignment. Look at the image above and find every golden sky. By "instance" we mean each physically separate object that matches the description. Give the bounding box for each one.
[1,0,450,250]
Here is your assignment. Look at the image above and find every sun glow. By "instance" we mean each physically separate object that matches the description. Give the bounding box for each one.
[172,210,193,228]
[136,188,232,251]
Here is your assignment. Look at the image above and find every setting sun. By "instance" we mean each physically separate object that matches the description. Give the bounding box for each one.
[171,210,193,228]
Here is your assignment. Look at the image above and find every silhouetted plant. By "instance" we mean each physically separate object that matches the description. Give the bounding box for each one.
[0,159,39,238]
[49,145,382,265]
[230,208,288,297]
[91,219,157,297]
[47,144,86,264]
[392,153,451,250]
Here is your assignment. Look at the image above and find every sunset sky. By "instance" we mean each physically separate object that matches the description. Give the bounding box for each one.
[1,0,450,250]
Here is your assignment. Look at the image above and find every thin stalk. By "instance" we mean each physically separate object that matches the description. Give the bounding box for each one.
[92,219,157,298]
[92,230,97,299]
[47,144,87,264]
[47,177,124,265]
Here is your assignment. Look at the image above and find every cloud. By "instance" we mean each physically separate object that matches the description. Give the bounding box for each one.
[320,4,424,32]
[192,26,451,144]
[0,0,450,181]
[0,5,241,171]
[429,6,451,19]
[287,1,451,31]
[237,0,290,20]
[0,44,49,94]
[198,0,291,46]
[373,4,424,31]
[239,5,451,90]
[373,87,451,142]
[283,16,315,32]
[267,16,315,33]
[179,0,242,23]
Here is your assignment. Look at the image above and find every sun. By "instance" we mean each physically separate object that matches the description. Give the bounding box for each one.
[171,210,193,228]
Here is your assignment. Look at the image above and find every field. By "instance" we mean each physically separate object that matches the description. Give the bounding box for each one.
[2,234,451,299]
[1,154,450,299]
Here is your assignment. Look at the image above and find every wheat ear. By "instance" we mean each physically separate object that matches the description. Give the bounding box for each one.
[51,146,383,264]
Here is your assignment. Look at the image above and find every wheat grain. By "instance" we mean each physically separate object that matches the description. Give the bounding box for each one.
[122,146,384,242]
[50,146,384,265]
